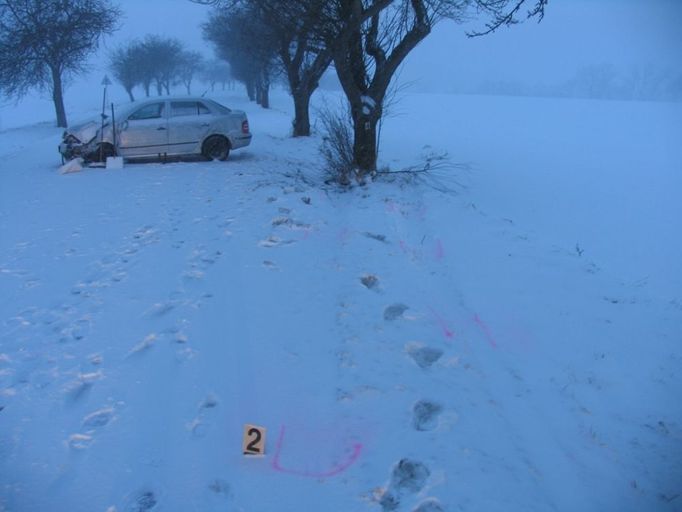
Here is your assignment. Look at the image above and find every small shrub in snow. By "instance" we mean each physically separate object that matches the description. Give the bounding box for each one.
[318,103,356,186]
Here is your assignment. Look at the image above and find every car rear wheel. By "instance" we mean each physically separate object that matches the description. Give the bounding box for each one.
[202,135,230,161]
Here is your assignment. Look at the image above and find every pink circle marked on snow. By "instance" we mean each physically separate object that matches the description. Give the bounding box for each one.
[271,425,363,478]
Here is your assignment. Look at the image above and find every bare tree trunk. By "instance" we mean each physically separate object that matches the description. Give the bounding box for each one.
[292,88,312,136]
[328,1,432,178]
[50,66,68,128]
[185,81,191,95]
[351,107,379,174]
[126,87,135,102]
[246,80,255,101]
[257,83,270,109]
[156,81,163,96]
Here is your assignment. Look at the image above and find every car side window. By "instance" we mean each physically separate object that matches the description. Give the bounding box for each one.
[197,102,210,115]
[129,103,165,121]
[171,101,211,117]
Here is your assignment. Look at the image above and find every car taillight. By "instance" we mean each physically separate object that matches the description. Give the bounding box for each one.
[241,120,249,134]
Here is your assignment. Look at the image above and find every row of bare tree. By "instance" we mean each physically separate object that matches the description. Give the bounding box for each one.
[197,0,547,177]
[108,36,211,101]
[1,0,547,174]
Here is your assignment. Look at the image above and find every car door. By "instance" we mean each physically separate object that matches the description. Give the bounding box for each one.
[117,101,168,157]
[167,101,214,155]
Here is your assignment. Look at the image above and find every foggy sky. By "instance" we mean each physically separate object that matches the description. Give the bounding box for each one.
[2,0,681,129]
[404,0,682,91]
[107,0,682,91]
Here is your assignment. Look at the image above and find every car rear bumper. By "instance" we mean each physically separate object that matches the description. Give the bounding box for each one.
[232,133,252,149]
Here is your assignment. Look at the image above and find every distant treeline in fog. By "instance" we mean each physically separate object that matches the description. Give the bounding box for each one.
[469,63,682,102]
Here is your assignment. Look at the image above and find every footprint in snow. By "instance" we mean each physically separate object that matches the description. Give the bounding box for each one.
[82,407,114,429]
[412,400,442,431]
[64,371,103,402]
[125,490,157,512]
[380,459,431,512]
[258,236,296,248]
[360,274,379,290]
[384,303,408,321]
[208,479,230,498]
[199,394,219,410]
[127,334,158,356]
[412,499,445,512]
[146,301,177,317]
[272,216,291,227]
[183,268,205,280]
[69,407,114,449]
[187,394,219,438]
[363,232,388,243]
[406,344,443,370]
[68,433,93,450]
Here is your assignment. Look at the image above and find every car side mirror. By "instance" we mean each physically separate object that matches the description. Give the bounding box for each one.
[120,120,129,131]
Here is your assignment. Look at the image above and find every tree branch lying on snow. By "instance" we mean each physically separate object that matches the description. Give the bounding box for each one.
[375,150,470,194]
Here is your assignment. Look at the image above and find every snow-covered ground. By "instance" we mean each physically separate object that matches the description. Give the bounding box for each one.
[0,90,680,512]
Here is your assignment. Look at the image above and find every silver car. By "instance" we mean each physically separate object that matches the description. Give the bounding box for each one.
[59,97,252,162]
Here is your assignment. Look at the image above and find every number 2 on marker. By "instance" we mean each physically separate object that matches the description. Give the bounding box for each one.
[243,424,266,455]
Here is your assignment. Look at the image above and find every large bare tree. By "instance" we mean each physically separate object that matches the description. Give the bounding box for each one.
[0,0,120,127]
[318,0,547,177]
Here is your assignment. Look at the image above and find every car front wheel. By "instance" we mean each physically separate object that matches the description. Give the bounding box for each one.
[202,135,231,161]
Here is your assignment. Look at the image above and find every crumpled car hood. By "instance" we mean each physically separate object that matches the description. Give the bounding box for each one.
[66,120,101,143]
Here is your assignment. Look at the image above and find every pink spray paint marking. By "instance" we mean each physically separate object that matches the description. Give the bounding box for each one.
[271,425,363,478]
[433,238,445,261]
[338,227,352,244]
[473,314,498,349]
[428,307,455,341]
[385,200,398,213]
[399,240,422,261]
[301,227,312,240]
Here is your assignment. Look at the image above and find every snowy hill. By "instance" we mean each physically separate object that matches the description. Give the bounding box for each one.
[0,91,680,512]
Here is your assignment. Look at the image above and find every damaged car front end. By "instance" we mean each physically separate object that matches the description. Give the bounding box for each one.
[58,119,115,162]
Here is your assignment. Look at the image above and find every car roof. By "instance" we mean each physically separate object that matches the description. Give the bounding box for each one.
[116,96,224,115]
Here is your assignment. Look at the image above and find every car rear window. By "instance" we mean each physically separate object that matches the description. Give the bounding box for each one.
[206,100,231,114]
[171,101,211,117]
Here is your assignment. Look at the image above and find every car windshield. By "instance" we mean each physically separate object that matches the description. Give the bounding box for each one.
[113,102,139,121]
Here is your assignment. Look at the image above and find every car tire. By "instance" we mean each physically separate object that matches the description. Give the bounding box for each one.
[202,135,230,161]
[88,143,116,163]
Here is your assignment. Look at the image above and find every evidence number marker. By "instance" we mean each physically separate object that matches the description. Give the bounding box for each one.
[243,424,266,456]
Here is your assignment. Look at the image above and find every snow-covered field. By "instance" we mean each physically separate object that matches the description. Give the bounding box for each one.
[0,90,680,512]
